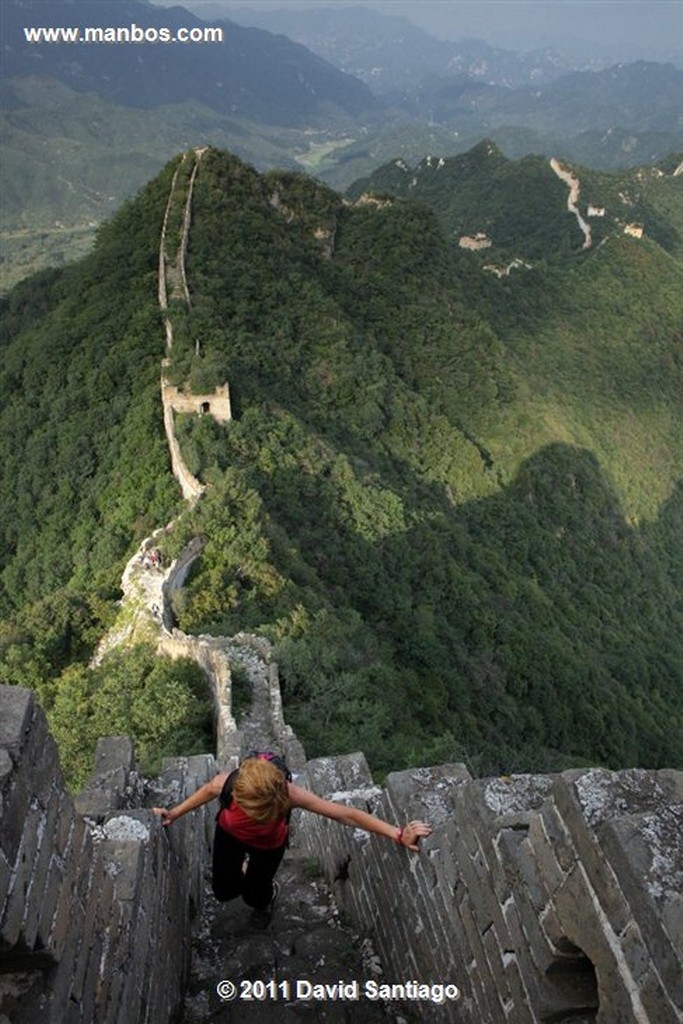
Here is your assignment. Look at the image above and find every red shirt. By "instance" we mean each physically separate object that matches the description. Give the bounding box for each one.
[217,801,288,849]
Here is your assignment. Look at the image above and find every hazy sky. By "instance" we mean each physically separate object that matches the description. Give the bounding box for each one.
[179,0,683,63]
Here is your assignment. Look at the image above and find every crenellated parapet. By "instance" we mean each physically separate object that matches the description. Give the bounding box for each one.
[295,753,683,1023]
[0,686,215,1024]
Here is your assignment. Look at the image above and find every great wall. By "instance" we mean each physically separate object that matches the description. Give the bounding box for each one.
[1,149,681,1024]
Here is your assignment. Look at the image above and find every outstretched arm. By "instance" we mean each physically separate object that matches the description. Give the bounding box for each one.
[153,772,228,826]
[288,783,431,852]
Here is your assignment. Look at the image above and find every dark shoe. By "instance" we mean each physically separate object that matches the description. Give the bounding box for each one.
[247,881,280,930]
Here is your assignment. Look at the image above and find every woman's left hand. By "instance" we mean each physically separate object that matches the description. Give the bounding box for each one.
[152,806,176,826]
[400,820,432,851]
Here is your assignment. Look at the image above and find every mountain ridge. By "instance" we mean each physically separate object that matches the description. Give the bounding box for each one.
[1,145,681,782]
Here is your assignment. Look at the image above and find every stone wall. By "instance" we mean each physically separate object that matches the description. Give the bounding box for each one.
[161,390,205,504]
[2,680,681,1024]
[295,753,683,1023]
[0,686,216,1024]
[157,631,240,764]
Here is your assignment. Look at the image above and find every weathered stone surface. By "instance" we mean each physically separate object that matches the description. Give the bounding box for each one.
[306,752,374,796]
[598,803,683,1007]
[0,686,34,754]
[2,680,682,1024]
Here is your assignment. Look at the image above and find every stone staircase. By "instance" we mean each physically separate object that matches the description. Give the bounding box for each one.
[180,844,399,1024]
[170,645,402,1024]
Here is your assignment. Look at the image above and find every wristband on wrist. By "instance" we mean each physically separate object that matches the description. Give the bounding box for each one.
[396,827,404,846]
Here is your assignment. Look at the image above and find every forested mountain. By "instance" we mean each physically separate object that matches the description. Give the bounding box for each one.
[1,146,681,784]
[349,141,683,261]
[0,0,381,290]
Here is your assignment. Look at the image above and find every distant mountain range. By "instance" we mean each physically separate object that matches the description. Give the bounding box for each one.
[2,0,379,123]
[217,4,588,92]
[399,61,683,135]
[2,0,682,291]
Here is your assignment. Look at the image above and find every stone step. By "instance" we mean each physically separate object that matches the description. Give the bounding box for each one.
[181,848,402,1024]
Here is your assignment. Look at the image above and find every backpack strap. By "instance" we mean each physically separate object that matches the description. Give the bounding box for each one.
[218,767,239,810]
[244,750,292,782]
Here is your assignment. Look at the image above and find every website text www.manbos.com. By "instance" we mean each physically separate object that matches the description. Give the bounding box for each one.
[23,23,224,45]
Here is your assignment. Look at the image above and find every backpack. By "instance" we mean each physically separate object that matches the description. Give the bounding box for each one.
[218,750,292,812]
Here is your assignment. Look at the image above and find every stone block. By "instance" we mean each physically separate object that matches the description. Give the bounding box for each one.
[470,775,554,827]
[538,903,572,957]
[21,793,62,949]
[503,953,538,1023]
[0,770,32,867]
[512,879,558,975]
[0,800,44,947]
[80,931,104,1024]
[0,851,10,926]
[103,968,126,1024]
[558,768,681,829]
[430,839,462,905]
[185,753,214,790]
[33,853,65,953]
[454,839,507,943]
[48,874,83,963]
[92,736,135,776]
[55,788,78,854]
[617,919,649,986]
[483,925,511,1009]
[0,686,34,755]
[34,730,63,799]
[637,964,681,1024]
[490,827,527,904]
[306,753,374,796]
[45,814,89,959]
[94,899,131,1015]
[385,763,471,826]
[499,830,549,915]
[599,804,683,1006]
[409,890,448,977]
[72,856,114,998]
[97,839,146,904]
[525,815,568,899]
[549,811,632,936]
[457,893,501,1022]
[552,771,681,931]
[74,766,128,818]
[537,799,577,873]
[47,918,86,1019]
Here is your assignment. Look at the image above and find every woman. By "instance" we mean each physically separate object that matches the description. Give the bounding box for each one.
[153,756,432,917]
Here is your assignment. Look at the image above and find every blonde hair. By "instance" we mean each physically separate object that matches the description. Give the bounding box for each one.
[233,757,291,824]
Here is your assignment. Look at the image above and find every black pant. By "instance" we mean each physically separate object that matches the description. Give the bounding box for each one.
[212,823,286,909]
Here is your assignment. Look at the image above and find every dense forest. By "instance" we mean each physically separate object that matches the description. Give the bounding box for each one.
[1,146,681,785]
